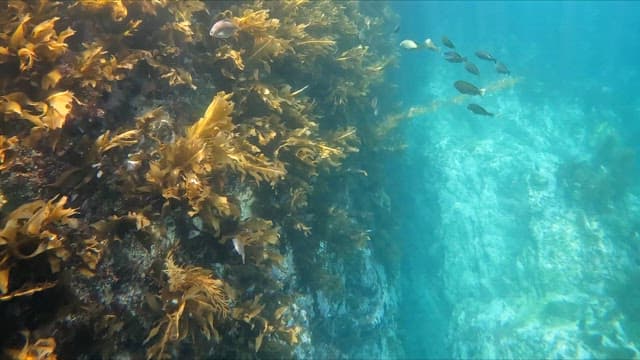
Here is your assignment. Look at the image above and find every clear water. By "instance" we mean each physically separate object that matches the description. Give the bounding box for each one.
[391,1,640,358]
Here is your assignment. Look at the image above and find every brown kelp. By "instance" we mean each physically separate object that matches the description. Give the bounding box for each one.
[0,1,401,358]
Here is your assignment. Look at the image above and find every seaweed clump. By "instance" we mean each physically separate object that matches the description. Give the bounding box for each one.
[144,252,229,359]
[0,196,77,301]
[0,0,402,358]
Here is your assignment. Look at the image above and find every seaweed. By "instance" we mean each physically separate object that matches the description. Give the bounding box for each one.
[0,91,79,130]
[144,252,229,359]
[0,0,401,357]
[3,330,57,360]
[0,196,77,298]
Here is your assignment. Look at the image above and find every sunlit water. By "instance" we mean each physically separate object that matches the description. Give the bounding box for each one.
[390,1,640,358]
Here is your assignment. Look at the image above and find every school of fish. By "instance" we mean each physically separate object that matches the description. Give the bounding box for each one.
[399,35,511,117]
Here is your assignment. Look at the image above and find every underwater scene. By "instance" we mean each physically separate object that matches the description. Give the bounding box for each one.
[0,0,639,359]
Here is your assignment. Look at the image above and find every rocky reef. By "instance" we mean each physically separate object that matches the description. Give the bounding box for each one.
[423,94,640,358]
[0,1,403,358]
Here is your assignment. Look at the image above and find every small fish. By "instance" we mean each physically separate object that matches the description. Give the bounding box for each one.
[424,38,439,51]
[442,36,455,49]
[495,62,510,74]
[467,103,494,116]
[464,61,480,75]
[392,24,400,33]
[209,19,238,39]
[475,50,497,63]
[454,80,486,96]
[290,84,309,96]
[371,97,378,116]
[444,51,466,63]
[231,237,246,264]
[400,39,419,49]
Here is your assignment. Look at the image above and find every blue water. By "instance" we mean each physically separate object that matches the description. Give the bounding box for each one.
[390,1,640,358]
[394,1,640,121]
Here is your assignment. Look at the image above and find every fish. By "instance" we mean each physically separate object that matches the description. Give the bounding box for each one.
[475,50,497,63]
[464,61,480,75]
[231,237,246,264]
[371,97,378,116]
[444,51,466,63]
[392,24,400,33]
[467,103,494,116]
[454,80,485,96]
[209,19,238,39]
[424,38,439,51]
[442,36,455,48]
[400,39,419,49]
[495,62,510,74]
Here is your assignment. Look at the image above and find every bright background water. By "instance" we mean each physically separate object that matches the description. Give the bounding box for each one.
[387,1,640,358]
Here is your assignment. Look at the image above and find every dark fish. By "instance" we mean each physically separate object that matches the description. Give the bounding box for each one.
[444,51,466,63]
[475,50,497,63]
[496,62,510,74]
[464,61,480,75]
[454,80,485,96]
[467,103,494,116]
[209,19,238,39]
[442,36,455,49]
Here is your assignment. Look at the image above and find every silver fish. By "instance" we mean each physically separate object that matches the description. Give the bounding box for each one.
[210,19,238,39]
[232,237,246,264]
[424,38,439,51]
[371,97,378,116]
[400,39,419,49]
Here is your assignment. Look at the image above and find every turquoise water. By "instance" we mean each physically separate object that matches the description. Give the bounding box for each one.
[391,1,640,358]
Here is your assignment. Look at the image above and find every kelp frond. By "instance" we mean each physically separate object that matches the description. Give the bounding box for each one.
[0,14,75,72]
[71,43,150,92]
[275,126,359,174]
[145,252,229,359]
[185,91,235,141]
[3,330,57,360]
[0,196,77,297]
[234,9,280,37]
[0,91,79,130]
[0,135,19,171]
[95,129,140,156]
[146,91,285,218]
[74,0,128,22]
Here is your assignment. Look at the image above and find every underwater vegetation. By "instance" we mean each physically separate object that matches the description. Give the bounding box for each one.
[0,0,402,358]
